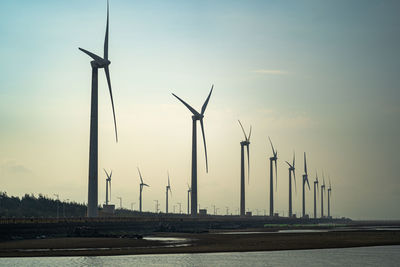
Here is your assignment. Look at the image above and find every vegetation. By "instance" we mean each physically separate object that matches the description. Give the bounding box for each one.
[0,192,86,218]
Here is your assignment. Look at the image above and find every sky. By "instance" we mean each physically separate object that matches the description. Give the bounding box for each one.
[0,0,399,220]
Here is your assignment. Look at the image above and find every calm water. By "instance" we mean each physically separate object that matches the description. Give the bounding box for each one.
[1,246,399,267]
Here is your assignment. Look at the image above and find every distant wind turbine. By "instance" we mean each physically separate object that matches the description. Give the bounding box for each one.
[313,172,319,219]
[104,169,112,205]
[166,172,172,213]
[187,183,191,215]
[138,168,149,212]
[285,152,296,217]
[302,152,310,218]
[238,120,251,216]
[79,0,118,217]
[172,85,213,215]
[328,177,332,218]
[268,137,278,216]
[321,173,326,218]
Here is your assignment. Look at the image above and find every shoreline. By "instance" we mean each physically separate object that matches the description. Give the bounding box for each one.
[1,230,399,257]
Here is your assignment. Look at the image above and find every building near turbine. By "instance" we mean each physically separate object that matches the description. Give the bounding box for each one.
[199,209,207,215]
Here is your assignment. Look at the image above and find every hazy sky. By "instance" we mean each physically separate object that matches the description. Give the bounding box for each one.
[1,0,399,219]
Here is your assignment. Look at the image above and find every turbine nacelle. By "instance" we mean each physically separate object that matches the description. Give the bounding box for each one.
[192,114,204,120]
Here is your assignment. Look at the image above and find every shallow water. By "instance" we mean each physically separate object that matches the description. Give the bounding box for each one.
[1,245,399,267]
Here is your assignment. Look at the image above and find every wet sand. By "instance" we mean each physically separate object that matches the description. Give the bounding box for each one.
[0,230,399,257]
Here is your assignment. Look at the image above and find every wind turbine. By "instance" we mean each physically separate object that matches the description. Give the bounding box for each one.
[104,169,112,205]
[302,152,310,218]
[313,172,319,219]
[285,152,296,218]
[79,0,118,217]
[172,85,213,216]
[138,168,150,212]
[321,173,326,218]
[238,120,251,216]
[187,183,191,215]
[328,177,332,218]
[166,172,172,213]
[268,137,278,216]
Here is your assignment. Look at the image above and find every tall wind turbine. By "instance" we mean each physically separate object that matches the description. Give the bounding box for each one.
[79,0,118,217]
[166,172,172,213]
[104,169,112,205]
[321,173,326,218]
[328,178,332,218]
[187,183,191,215]
[268,137,278,216]
[138,168,150,212]
[238,120,251,216]
[302,152,310,218]
[313,172,319,219]
[285,152,296,217]
[172,85,213,216]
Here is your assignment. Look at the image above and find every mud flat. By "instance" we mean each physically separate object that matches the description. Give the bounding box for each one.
[0,229,399,257]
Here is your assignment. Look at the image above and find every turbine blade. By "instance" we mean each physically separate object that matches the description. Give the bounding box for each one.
[172,93,200,116]
[293,169,297,194]
[293,151,295,168]
[168,172,170,187]
[201,85,213,115]
[200,118,208,173]
[285,161,292,168]
[304,152,307,175]
[238,120,248,140]
[268,136,276,156]
[306,177,310,190]
[104,67,118,142]
[248,126,252,141]
[137,167,143,184]
[103,169,109,178]
[104,0,109,60]
[246,144,250,183]
[79,48,103,62]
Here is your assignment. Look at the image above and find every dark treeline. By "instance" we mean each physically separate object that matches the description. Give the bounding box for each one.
[0,192,86,218]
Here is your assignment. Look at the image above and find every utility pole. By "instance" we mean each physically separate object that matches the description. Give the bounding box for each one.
[117,197,122,209]
[177,202,182,214]
[154,200,159,213]
[63,199,69,217]
[54,194,59,218]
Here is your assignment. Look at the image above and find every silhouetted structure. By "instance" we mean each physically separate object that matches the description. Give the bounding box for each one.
[79,1,118,217]
[314,173,319,219]
[165,172,172,213]
[268,137,278,216]
[172,86,213,216]
[321,175,326,218]
[238,120,251,216]
[137,168,150,212]
[328,178,332,218]
[104,169,112,205]
[285,153,296,217]
[302,152,310,217]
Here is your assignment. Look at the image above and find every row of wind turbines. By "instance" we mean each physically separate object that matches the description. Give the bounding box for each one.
[79,0,335,219]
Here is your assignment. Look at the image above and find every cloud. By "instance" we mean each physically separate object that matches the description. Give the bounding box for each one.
[252,69,289,75]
